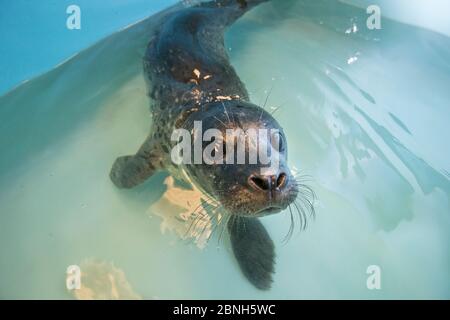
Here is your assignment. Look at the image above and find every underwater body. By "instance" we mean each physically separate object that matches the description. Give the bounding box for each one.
[0,0,449,299]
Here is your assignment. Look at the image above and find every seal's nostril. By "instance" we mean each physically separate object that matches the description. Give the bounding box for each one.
[249,173,287,192]
[249,175,270,191]
[250,173,288,192]
[276,172,287,189]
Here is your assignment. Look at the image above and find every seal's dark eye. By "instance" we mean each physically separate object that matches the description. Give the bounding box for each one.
[278,135,283,151]
[271,132,285,152]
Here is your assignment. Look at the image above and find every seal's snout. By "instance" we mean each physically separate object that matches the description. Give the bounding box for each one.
[248,172,288,192]
[246,171,292,216]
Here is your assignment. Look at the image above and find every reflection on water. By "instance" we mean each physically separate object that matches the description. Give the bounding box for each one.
[151,176,216,249]
[70,259,141,300]
[0,0,449,299]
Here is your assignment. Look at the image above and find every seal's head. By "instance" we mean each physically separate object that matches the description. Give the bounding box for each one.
[178,100,300,217]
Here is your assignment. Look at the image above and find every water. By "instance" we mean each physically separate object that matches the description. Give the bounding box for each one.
[0,0,449,299]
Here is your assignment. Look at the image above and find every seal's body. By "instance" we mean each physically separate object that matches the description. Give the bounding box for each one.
[111,0,302,290]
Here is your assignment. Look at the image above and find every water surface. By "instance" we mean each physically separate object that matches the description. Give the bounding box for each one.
[0,0,449,299]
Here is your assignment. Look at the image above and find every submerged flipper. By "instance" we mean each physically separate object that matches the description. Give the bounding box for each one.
[228,217,275,290]
[110,135,162,189]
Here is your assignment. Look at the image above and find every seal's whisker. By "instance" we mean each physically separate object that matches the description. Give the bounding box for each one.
[293,171,313,177]
[183,190,231,246]
[184,211,206,241]
[282,204,295,244]
[297,194,316,220]
[269,99,289,117]
[220,214,233,244]
[291,200,302,230]
[263,85,274,110]
[187,205,222,246]
[259,108,264,121]
[216,213,233,246]
[217,213,232,245]
[217,212,231,245]
[188,195,226,246]
[185,209,205,237]
[207,209,223,242]
[222,101,237,126]
[269,106,281,116]
[213,115,228,128]
[189,201,208,218]
[198,209,215,241]
[293,174,314,183]
[294,182,316,202]
[209,206,224,234]
[294,182,316,208]
[184,200,217,239]
[294,194,315,228]
[221,101,232,124]
[259,85,274,121]
[293,200,307,230]
[294,180,314,188]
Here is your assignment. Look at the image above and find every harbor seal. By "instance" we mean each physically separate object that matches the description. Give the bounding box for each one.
[110,0,313,290]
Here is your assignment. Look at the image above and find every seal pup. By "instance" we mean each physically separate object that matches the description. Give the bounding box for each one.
[110,0,313,290]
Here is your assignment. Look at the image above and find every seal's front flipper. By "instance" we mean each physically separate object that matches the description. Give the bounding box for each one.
[110,136,162,189]
[228,217,275,290]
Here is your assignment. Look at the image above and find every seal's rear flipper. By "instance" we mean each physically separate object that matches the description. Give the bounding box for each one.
[197,0,270,27]
[200,0,270,10]
[228,217,275,290]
